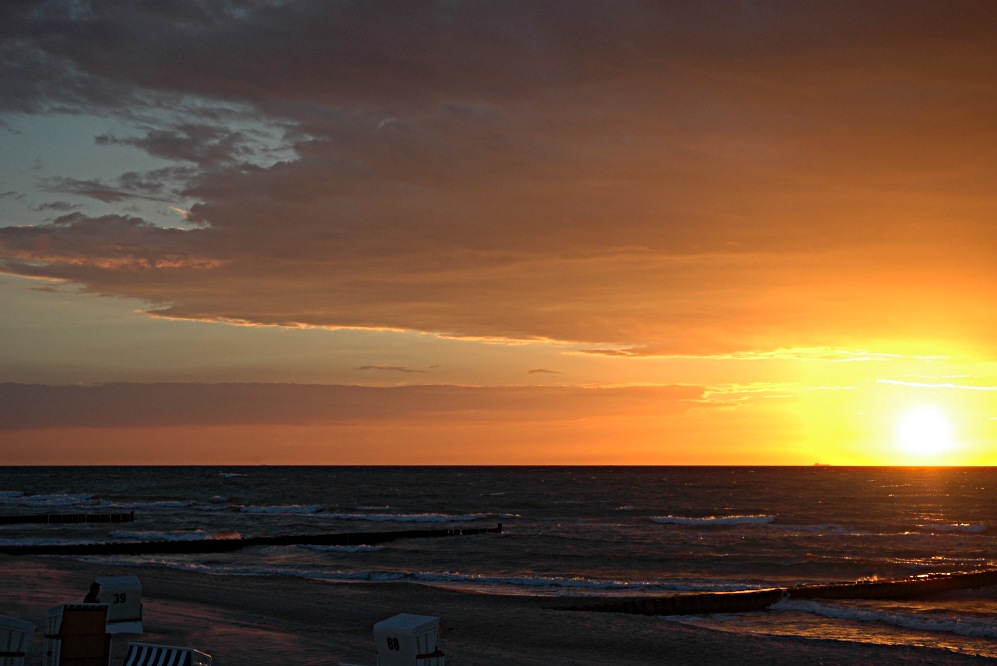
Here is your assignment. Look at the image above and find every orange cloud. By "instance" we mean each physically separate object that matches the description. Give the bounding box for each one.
[1,3,994,359]
[0,382,706,431]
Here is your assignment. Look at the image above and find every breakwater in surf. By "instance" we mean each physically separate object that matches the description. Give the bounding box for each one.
[553,569,997,615]
[3,466,994,657]
[0,511,135,525]
[0,523,502,556]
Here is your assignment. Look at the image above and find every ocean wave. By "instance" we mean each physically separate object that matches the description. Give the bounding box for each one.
[318,512,491,523]
[0,537,94,547]
[777,524,865,535]
[400,571,757,593]
[238,504,324,514]
[651,515,775,526]
[218,473,245,478]
[916,523,986,534]
[109,530,215,541]
[0,492,96,508]
[300,544,384,553]
[64,556,761,596]
[103,500,194,510]
[802,552,986,571]
[773,599,997,639]
[893,555,992,569]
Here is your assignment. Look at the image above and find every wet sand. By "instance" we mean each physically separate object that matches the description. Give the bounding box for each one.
[1,555,991,665]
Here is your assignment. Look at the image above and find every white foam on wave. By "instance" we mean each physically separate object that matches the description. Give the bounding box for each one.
[300,544,384,553]
[0,492,96,508]
[319,512,490,523]
[778,524,866,535]
[403,571,726,593]
[0,537,93,547]
[66,556,758,596]
[218,472,245,478]
[109,530,214,541]
[916,523,986,533]
[238,504,324,514]
[651,514,775,526]
[103,500,194,510]
[773,599,997,639]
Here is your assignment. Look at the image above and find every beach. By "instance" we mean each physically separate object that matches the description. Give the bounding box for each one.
[3,555,993,665]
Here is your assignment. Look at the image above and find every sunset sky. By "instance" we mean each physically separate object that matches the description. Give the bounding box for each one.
[1,1,995,465]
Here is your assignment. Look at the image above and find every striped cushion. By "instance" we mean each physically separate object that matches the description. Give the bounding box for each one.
[123,643,205,666]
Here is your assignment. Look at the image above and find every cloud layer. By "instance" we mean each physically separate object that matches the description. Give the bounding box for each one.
[0,382,704,430]
[2,1,995,354]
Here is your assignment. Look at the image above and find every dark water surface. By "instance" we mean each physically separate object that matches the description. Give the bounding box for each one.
[2,466,995,657]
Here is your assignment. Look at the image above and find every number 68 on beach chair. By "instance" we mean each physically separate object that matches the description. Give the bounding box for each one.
[122,642,212,666]
[0,614,35,666]
[373,614,444,666]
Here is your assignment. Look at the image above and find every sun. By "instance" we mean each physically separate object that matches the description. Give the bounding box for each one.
[896,406,955,458]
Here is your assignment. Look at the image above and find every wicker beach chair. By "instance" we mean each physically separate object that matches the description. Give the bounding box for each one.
[94,576,143,635]
[0,614,35,666]
[43,604,110,666]
[373,614,445,666]
[122,642,212,666]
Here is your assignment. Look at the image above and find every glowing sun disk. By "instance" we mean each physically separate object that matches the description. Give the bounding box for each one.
[896,406,954,457]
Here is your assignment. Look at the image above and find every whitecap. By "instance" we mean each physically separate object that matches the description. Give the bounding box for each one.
[109,530,213,542]
[318,512,489,523]
[651,514,775,526]
[916,523,986,533]
[773,599,997,639]
[238,504,323,514]
[300,544,384,553]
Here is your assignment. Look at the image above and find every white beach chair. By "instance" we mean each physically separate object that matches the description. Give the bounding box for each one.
[373,614,444,666]
[43,604,110,666]
[122,642,212,666]
[94,576,143,635]
[0,614,35,666]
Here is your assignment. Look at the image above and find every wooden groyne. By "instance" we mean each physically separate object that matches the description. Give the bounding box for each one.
[554,588,784,616]
[786,569,997,601]
[0,523,502,556]
[0,512,135,525]
[553,569,997,616]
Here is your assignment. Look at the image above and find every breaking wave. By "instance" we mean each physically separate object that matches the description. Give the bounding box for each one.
[916,523,986,534]
[109,530,216,541]
[651,515,775,526]
[318,512,493,523]
[773,599,997,639]
[238,504,324,514]
[300,544,384,553]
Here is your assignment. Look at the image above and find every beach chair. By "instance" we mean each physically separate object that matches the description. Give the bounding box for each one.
[94,576,143,635]
[43,604,110,666]
[0,614,35,666]
[373,614,444,666]
[122,642,212,666]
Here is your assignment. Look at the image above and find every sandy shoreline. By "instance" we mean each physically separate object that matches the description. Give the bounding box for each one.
[1,555,991,665]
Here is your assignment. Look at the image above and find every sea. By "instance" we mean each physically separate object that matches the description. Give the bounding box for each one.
[1,466,995,659]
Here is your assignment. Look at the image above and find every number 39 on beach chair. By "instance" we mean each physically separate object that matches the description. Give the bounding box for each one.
[122,642,212,666]
[0,614,35,666]
[94,576,143,635]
